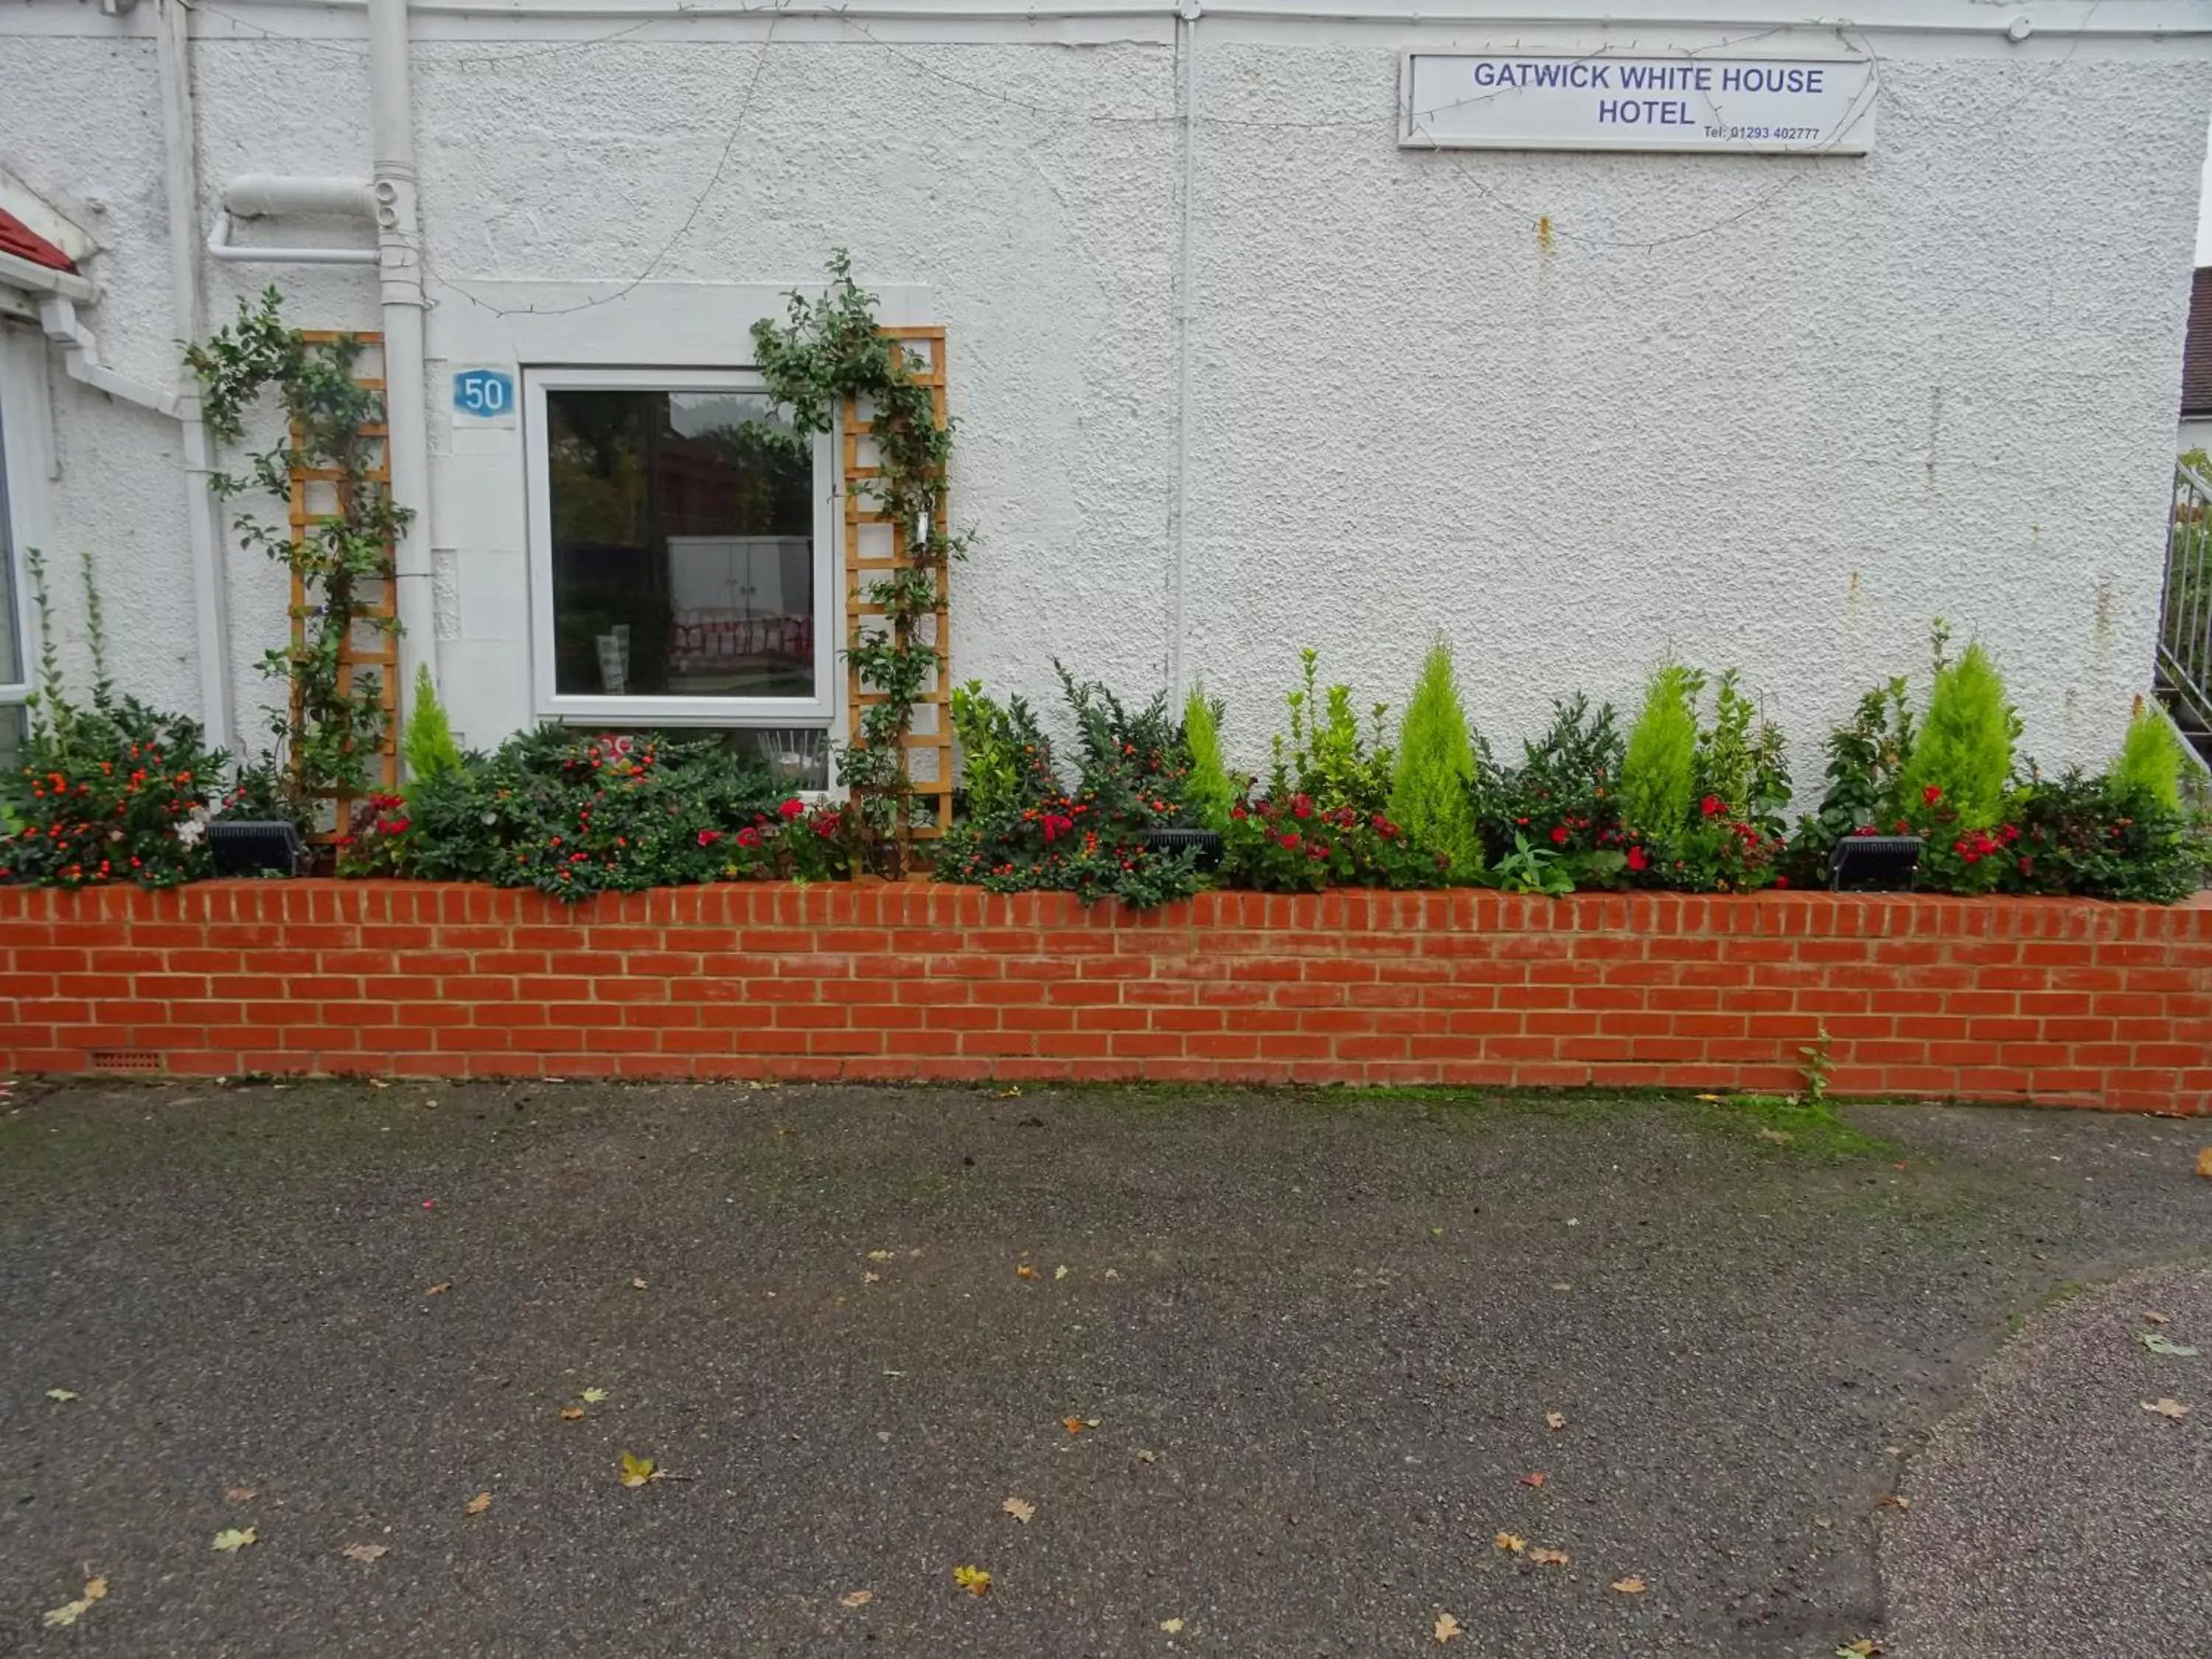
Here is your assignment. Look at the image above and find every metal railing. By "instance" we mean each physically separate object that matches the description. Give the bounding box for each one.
[2160,461,2212,741]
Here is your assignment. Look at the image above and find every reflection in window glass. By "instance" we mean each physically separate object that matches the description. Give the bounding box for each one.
[546,389,815,700]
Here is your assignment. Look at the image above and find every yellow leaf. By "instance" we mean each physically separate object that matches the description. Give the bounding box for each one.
[1694,1093,1726,1103]
[840,1590,874,1608]
[1062,1416,1086,1434]
[866,1251,897,1262]
[863,1272,881,1284]
[46,1388,78,1402]
[341,1543,389,1564]
[42,1578,108,1629]
[952,1564,991,1596]
[224,1487,257,1503]
[1054,1265,1069,1281]
[1611,1576,1647,1594]
[1877,1494,1910,1509]
[1520,1472,1545,1488]
[212,1527,257,1552]
[2144,1397,2191,1421]
[619,1452,657,1488]
[1001,1496,1036,1523]
[1545,1411,1567,1431]
[580,1388,609,1404]
[630,1277,648,1290]
[1434,1612,1462,1642]
[425,1282,451,1295]
[83,1579,106,1601]
[1161,1617,1185,1633]
[559,1407,585,1421]
[1017,1264,1037,1279]
[2197,1148,2212,1180]
[466,1492,493,1516]
[1529,1548,1570,1567]
[1494,1531,1526,1554]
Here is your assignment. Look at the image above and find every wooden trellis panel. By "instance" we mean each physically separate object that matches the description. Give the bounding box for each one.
[292,330,399,840]
[841,327,952,835]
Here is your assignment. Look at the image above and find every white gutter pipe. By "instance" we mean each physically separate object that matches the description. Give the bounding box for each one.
[206,174,380,265]
[158,0,234,749]
[367,0,441,721]
[0,252,97,304]
[35,295,181,419]
[1166,0,1197,700]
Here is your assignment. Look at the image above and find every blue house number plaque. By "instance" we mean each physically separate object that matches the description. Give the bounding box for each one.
[453,367,515,420]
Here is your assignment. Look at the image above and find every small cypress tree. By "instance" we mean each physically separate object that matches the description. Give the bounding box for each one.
[1387,637,1484,877]
[2110,697,2189,813]
[1621,662,1700,835]
[403,664,462,784]
[1899,640,2015,827]
[1181,684,1236,833]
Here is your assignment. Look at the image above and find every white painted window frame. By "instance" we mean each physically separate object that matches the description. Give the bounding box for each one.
[0,319,50,721]
[521,365,838,728]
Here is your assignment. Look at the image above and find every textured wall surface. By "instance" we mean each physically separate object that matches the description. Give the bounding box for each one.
[2,7,2208,780]
[4,880,2208,1110]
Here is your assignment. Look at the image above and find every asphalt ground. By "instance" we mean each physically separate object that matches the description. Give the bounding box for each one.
[1,1079,2206,1657]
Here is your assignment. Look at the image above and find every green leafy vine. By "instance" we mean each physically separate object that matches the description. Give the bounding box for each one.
[186,287,408,823]
[751,251,965,873]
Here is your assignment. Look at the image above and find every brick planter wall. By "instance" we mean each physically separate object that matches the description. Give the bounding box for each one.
[1,882,2207,1110]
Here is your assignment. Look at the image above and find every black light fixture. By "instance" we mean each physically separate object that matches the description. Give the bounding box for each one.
[1826,834,1922,892]
[209,820,311,877]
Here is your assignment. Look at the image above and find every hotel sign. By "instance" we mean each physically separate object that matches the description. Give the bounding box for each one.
[1401,51,1877,156]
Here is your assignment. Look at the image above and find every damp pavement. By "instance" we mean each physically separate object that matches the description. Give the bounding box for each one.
[1,1080,2208,1658]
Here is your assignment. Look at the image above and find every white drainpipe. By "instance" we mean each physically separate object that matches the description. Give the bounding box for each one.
[367,0,439,724]
[157,0,234,749]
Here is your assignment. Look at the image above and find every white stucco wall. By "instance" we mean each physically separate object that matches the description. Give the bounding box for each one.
[4,0,2211,782]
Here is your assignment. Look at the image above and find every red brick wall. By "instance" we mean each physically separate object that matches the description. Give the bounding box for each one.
[1,881,2207,1111]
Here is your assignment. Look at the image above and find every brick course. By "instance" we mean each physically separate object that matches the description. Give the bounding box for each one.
[1,882,2207,1110]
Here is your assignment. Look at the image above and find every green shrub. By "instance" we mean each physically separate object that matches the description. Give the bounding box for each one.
[1899,636,2016,828]
[403,665,462,785]
[1265,648,1394,815]
[2110,699,2189,814]
[1471,693,1630,885]
[1386,636,1484,879]
[1621,662,1700,836]
[950,680,1048,821]
[1181,684,1235,833]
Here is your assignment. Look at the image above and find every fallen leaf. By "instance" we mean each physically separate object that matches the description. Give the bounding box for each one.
[212,1527,257,1553]
[1836,1641,1884,1658]
[1001,1496,1036,1523]
[42,1577,108,1628]
[46,1388,78,1402]
[425,1282,451,1295]
[619,1452,658,1488]
[224,1487,257,1503]
[1876,1494,1910,1510]
[863,1271,881,1284]
[2144,1311,2171,1326]
[630,1277,648,1290]
[1161,1616,1185,1634]
[466,1492,493,1516]
[1694,1093,1726,1103]
[1086,1417,1102,1427]
[2143,1397,2192,1421]
[1611,1576,1648,1594]
[1434,1611,1462,1642]
[341,1543,389,1564]
[1017,1264,1037,1279]
[1137,1449,1158,1464]
[1494,1531,1526,1554]
[1062,1416,1086,1434]
[866,1250,896,1262]
[952,1564,991,1596]
[998,1086,1023,1097]
[2198,1148,2212,1180]
[1529,1548,1570,1567]
[839,1589,874,1608]
[2143,1333,2200,1357]
[1520,1472,1545,1488]
[1054,1265,1069,1281]
[1545,1411,1567,1431]
[1757,1128,1794,1144]
[580,1388,609,1404]
[559,1407,585,1421]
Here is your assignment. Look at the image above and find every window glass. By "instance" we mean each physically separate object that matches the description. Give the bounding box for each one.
[545,388,815,700]
[0,383,21,689]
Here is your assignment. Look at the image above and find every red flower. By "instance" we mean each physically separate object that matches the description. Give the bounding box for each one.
[1700,795,1725,818]
[1922,784,1943,805]
[1230,806,1248,821]
[1291,795,1314,820]
[1774,874,1791,888]
[1625,844,1649,872]
[1278,832,1300,849]
[734,826,762,849]
[1371,815,1400,840]
[778,797,807,821]
[1549,824,1571,845]
[1041,813,1075,844]
[698,829,723,846]
[814,811,841,838]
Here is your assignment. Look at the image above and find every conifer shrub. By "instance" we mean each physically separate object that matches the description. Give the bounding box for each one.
[1898,637,2017,829]
[1621,662,1700,837]
[1386,636,1485,879]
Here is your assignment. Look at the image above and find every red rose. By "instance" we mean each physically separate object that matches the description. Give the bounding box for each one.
[1278,832,1300,849]
[1549,824,1570,845]
[1231,806,1248,821]
[1922,784,1943,805]
[1700,795,1724,818]
[1625,844,1649,872]
[735,827,762,849]
[778,798,807,821]
[698,829,723,846]
[1292,795,1314,820]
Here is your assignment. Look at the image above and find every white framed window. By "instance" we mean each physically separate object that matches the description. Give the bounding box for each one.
[523,366,836,727]
[0,323,36,770]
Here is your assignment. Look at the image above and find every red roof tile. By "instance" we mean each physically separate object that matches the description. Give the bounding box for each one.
[0,207,76,274]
